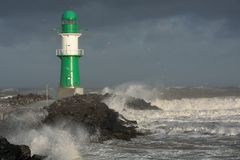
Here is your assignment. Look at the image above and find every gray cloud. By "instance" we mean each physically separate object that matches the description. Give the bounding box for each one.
[0,0,240,88]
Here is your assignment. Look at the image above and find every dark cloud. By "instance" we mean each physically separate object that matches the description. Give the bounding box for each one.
[1,0,240,27]
[0,0,240,88]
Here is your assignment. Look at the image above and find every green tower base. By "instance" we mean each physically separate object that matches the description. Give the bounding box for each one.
[57,87,84,98]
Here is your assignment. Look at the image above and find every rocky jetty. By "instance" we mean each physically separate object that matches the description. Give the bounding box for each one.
[43,94,138,141]
[0,94,49,107]
[0,136,45,160]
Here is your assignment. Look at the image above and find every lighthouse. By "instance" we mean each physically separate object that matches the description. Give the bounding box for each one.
[56,10,84,98]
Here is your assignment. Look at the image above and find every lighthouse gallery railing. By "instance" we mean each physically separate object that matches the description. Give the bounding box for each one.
[56,49,84,56]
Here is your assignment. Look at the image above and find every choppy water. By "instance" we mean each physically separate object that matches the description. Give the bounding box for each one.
[1,85,240,160]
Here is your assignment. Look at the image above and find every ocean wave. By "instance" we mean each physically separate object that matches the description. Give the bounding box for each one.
[103,84,240,137]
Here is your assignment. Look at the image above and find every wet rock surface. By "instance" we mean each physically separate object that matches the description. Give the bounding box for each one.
[0,94,49,107]
[103,93,161,110]
[0,136,45,160]
[125,97,160,110]
[43,94,138,141]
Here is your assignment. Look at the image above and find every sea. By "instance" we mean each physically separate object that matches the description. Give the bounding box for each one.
[1,84,240,160]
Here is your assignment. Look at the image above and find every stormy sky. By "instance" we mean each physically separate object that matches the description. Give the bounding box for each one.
[0,0,240,88]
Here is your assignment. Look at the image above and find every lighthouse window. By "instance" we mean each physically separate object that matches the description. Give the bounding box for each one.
[62,20,76,24]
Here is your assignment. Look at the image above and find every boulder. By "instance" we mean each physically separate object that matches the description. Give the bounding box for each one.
[0,136,45,160]
[102,93,161,110]
[0,136,31,160]
[125,97,160,110]
[43,94,138,141]
[31,154,46,160]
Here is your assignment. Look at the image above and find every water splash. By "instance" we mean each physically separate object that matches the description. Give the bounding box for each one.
[3,107,88,160]
[102,83,240,136]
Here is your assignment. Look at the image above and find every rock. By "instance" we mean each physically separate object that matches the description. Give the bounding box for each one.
[0,94,50,107]
[31,154,46,160]
[0,136,45,160]
[125,97,160,110]
[43,94,138,141]
[0,136,31,160]
[102,93,160,110]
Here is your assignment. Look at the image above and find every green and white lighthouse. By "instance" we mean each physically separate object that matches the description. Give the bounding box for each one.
[56,10,84,98]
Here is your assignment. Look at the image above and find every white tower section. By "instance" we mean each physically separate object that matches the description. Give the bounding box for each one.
[56,33,84,56]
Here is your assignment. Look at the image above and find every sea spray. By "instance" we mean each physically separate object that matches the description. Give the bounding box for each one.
[102,84,240,136]
[102,83,161,102]
[2,105,88,160]
[9,124,88,160]
[2,85,240,159]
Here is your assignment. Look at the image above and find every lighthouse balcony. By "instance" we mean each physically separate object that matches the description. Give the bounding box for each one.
[56,49,84,56]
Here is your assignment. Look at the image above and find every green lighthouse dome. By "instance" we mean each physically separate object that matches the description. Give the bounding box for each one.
[62,10,78,21]
[61,10,79,33]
